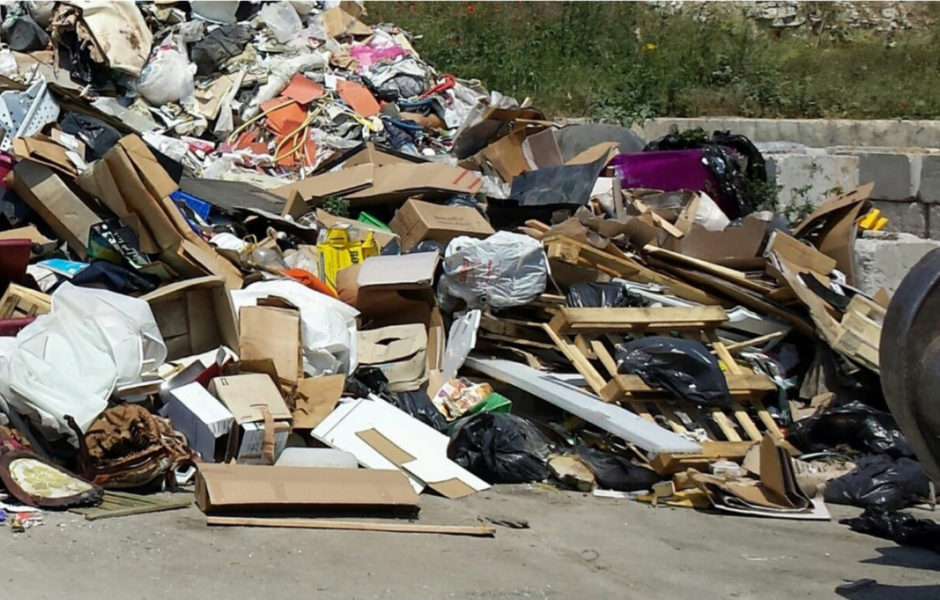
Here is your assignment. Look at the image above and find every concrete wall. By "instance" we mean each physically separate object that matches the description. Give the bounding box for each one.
[636,118,940,149]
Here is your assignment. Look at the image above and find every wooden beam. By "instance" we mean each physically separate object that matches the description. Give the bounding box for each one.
[206,516,496,537]
[549,306,728,334]
[542,235,720,306]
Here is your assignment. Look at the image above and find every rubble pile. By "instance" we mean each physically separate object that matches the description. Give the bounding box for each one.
[0,1,934,540]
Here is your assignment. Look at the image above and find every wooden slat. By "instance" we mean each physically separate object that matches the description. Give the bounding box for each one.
[542,324,609,397]
[589,339,619,378]
[206,516,495,537]
[709,408,742,441]
[70,492,191,521]
[542,235,720,306]
[549,306,728,334]
[643,245,777,295]
[750,398,785,439]
[648,259,816,338]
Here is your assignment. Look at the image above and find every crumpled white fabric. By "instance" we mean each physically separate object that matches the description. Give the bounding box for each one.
[231,280,359,376]
[0,283,167,438]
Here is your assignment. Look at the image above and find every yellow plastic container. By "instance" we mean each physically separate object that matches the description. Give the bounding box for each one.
[317,226,379,291]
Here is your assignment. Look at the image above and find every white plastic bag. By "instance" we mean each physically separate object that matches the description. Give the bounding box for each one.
[0,284,167,438]
[231,280,359,376]
[138,47,195,106]
[259,2,303,43]
[439,232,548,310]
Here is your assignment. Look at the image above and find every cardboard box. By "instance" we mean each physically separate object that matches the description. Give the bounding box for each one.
[194,463,420,514]
[143,276,240,361]
[315,209,397,248]
[6,161,100,259]
[238,305,302,384]
[275,163,484,207]
[209,373,292,464]
[358,324,428,392]
[293,374,346,429]
[92,135,243,288]
[338,252,444,370]
[389,199,494,251]
[161,382,234,462]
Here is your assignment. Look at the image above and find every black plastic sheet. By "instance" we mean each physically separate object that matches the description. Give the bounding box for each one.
[841,508,940,553]
[392,390,448,433]
[574,447,661,491]
[566,282,646,308]
[448,413,552,484]
[616,337,731,408]
[824,455,930,510]
[787,400,913,458]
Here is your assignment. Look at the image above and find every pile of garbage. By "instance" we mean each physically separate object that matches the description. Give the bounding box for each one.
[0,1,935,542]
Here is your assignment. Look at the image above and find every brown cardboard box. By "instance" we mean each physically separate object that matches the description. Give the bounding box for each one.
[91,135,243,288]
[143,276,239,361]
[6,161,100,259]
[194,463,420,514]
[293,374,346,429]
[342,252,444,371]
[209,373,292,464]
[238,305,302,385]
[275,163,483,207]
[358,324,428,392]
[389,198,494,251]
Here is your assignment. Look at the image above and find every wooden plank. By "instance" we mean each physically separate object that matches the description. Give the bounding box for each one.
[573,334,596,359]
[728,399,763,441]
[550,306,728,334]
[649,441,756,475]
[643,245,776,295]
[709,408,742,441]
[846,294,886,323]
[542,235,720,306]
[750,398,785,440]
[722,331,787,353]
[589,339,620,378]
[70,492,191,521]
[542,324,608,397]
[609,373,777,396]
[764,231,837,276]
[206,516,496,537]
[478,332,557,351]
[650,259,816,338]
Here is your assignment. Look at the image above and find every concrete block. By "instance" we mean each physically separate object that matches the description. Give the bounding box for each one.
[870,200,927,238]
[854,231,940,296]
[930,204,940,240]
[832,149,922,200]
[920,154,940,204]
[765,153,858,210]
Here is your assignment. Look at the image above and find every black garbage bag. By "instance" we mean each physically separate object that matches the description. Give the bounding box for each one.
[448,413,552,484]
[644,128,766,218]
[574,447,661,491]
[446,195,490,222]
[61,112,121,160]
[787,400,913,458]
[841,508,940,554]
[391,390,448,433]
[616,337,731,408]
[824,455,930,510]
[566,282,647,308]
[191,24,253,77]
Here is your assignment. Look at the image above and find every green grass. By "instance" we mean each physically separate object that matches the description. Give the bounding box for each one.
[368,1,940,123]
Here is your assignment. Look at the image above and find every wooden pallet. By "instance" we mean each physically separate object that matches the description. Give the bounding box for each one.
[544,306,783,442]
[0,284,51,319]
[542,235,720,306]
